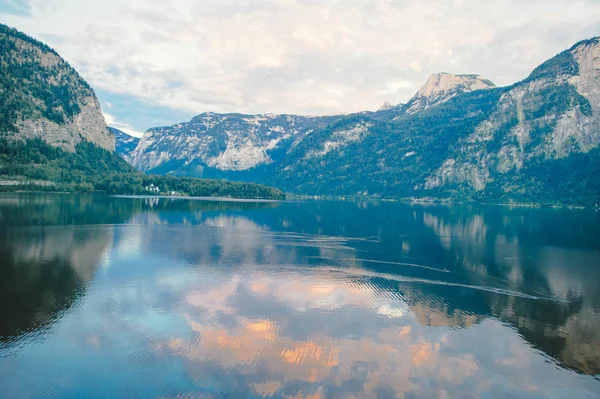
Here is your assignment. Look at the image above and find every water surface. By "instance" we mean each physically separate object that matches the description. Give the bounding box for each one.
[1,193,599,398]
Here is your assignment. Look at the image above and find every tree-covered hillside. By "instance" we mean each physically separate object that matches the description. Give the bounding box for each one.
[272,88,507,198]
[0,138,285,200]
[0,23,114,151]
[0,24,94,132]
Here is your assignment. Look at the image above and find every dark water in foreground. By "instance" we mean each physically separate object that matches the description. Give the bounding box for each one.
[1,194,599,398]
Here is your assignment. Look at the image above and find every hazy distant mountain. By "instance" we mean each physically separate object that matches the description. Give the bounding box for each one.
[0,24,114,152]
[110,127,139,161]
[118,37,600,205]
[370,101,405,121]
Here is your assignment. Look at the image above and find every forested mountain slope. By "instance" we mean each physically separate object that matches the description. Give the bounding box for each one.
[0,24,114,151]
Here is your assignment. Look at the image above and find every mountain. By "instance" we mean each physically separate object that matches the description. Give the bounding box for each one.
[371,101,406,121]
[423,39,599,199]
[0,24,114,151]
[272,37,600,204]
[377,101,395,111]
[121,73,498,181]
[129,112,341,175]
[0,24,285,200]
[110,127,139,161]
[402,72,496,115]
[119,37,600,205]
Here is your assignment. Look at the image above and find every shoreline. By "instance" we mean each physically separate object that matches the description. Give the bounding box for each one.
[112,194,283,203]
[1,190,597,210]
[286,195,596,210]
[0,190,284,203]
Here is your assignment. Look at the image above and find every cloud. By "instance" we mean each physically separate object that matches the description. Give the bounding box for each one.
[103,112,145,138]
[2,0,600,133]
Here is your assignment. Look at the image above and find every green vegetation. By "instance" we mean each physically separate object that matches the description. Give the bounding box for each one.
[0,138,286,200]
[273,88,507,198]
[478,147,600,206]
[0,24,93,132]
[523,84,592,120]
[525,49,579,82]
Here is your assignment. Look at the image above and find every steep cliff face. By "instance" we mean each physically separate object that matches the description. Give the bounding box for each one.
[425,38,599,194]
[402,73,496,115]
[0,24,114,152]
[129,112,339,174]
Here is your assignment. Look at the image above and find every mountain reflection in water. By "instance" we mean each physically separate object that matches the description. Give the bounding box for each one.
[0,193,599,398]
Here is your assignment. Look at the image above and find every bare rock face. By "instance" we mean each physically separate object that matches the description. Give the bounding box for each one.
[570,37,600,141]
[129,113,340,174]
[403,73,496,115]
[424,38,600,193]
[16,97,114,152]
[0,24,114,152]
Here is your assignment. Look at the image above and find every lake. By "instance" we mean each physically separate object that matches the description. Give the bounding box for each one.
[1,193,599,398]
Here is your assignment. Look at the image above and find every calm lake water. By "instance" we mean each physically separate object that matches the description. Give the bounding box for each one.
[1,193,599,398]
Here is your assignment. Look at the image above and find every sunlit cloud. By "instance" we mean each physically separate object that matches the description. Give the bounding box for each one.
[103,112,145,138]
[149,270,566,398]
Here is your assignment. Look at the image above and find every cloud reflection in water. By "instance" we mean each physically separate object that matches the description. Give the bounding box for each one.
[1,195,599,398]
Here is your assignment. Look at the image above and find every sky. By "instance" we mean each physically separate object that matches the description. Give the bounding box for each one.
[1,0,600,137]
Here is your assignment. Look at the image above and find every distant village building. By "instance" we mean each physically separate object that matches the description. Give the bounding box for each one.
[145,183,160,193]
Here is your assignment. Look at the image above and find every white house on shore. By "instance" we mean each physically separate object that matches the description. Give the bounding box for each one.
[145,183,160,193]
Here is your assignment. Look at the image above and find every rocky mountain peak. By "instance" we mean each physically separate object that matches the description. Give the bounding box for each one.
[128,112,341,174]
[378,101,394,111]
[404,72,496,114]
